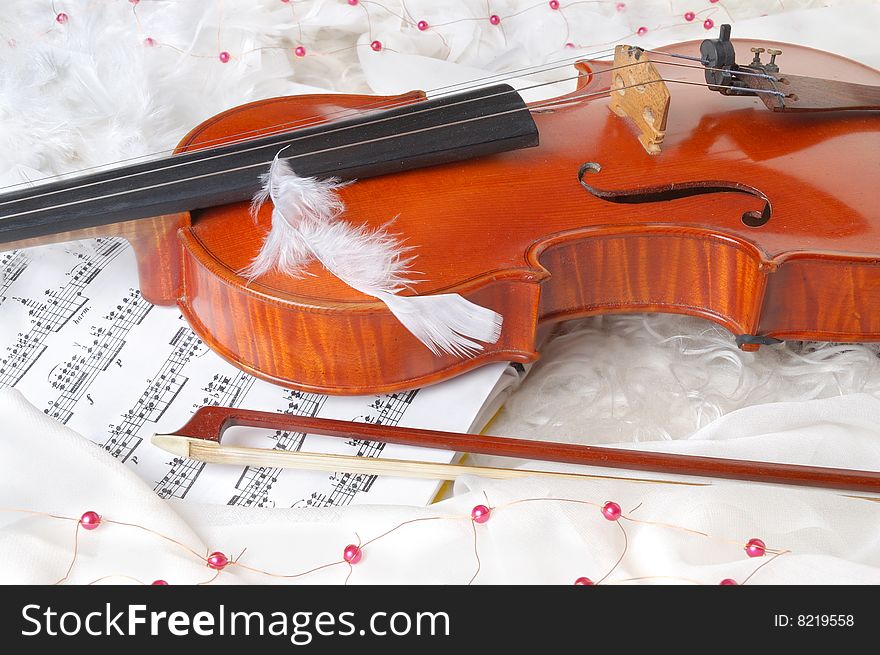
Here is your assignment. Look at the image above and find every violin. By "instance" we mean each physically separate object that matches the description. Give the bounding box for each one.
[1,26,879,395]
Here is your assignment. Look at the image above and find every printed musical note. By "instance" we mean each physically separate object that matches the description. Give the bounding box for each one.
[0,250,27,303]
[155,370,255,499]
[301,390,418,508]
[43,289,151,425]
[0,239,123,389]
[103,326,204,463]
[0,238,507,508]
[227,390,327,507]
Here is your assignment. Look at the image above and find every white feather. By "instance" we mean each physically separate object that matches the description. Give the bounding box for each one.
[377,291,503,358]
[241,161,345,279]
[245,156,503,357]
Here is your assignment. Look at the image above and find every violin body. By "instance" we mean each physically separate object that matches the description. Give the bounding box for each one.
[12,38,879,395]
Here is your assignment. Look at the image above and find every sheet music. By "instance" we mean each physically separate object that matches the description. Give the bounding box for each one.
[0,239,511,508]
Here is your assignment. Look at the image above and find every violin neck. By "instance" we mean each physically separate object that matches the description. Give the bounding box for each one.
[0,85,537,249]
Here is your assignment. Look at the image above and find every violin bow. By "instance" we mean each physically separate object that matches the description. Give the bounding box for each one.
[151,406,880,494]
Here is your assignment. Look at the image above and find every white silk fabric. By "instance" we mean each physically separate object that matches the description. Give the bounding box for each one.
[1,386,879,585]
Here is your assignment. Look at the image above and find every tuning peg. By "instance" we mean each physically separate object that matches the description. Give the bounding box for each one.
[767,48,782,66]
[750,46,765,65]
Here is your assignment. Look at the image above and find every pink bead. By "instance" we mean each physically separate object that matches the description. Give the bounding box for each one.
[370,40,382,51]
[471,504,491,523]
[720,578,738,585]
[616,2,626,11]
[710,0,719,3]
[343,544,362,564]
[151,579,169,586]
[489,14,501,25]
[218,51,230,63]
[549,0,560,9]
[207,551,229,569]
[564,42,575,48]
[684,11,695,21]
[574,576,594,585]
[281,0,291,3]
[143,37,156,47]
[745,538,766,558]
[294,46,306,57]
[601,501,622,521]
[417,20,429,31]
[56,13,69,24]
[79,511,101,530]
[703,18,715,30]
[348,0,358,5]
[129,0,140,5]
[636,26,648,36]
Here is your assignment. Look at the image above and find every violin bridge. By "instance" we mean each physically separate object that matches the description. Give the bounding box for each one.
[608,45,670,155]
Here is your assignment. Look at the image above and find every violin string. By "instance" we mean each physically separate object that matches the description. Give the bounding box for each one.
[0,56,674,213]
[0,47,617,195]
[0,69,597,213]
[646,51,781,79]
[0,45,773,199]
[645,50,709,64]
[645,48,788,77]
[0,54,783,218]
[110,50,770,176]
[109,53,765,171]
[0,75,787,225]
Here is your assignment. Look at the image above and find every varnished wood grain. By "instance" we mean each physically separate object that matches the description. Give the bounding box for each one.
[156,39,880,394]
[1,213,183,305]
[534,226,769,335]
[9,41,865,393]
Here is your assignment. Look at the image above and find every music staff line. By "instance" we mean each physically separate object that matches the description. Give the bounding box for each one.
[302,389,419,508]
[0,239,124,389]
[44,289,152,424]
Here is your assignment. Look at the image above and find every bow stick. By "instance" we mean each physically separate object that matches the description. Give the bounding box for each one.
[151,406,880,493]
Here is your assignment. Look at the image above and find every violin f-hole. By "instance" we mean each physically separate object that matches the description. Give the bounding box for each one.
[577,162,772,227]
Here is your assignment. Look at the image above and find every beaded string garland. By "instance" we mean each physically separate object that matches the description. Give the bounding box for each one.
[2,492,790,585]
[35,0,735,64]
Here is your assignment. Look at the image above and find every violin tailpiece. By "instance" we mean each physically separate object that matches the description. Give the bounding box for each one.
[608,45,671,155]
